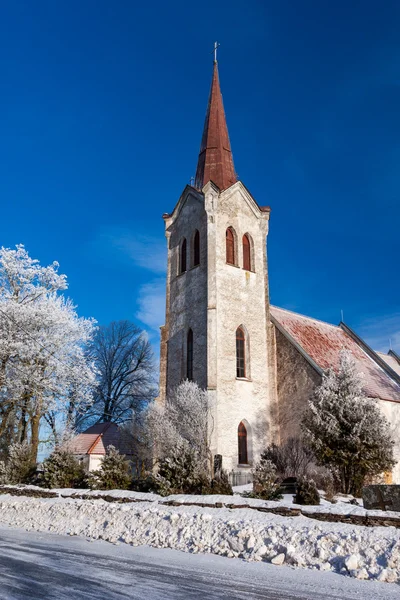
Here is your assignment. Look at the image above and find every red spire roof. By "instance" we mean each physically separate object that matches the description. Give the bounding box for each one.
[194,61,237,191]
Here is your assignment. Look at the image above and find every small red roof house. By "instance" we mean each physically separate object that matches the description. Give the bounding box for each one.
[270,306,400,483]
[69,422,133,473]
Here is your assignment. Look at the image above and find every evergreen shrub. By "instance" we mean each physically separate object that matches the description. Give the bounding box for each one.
[41,447,86,489]
[295,477,320,505]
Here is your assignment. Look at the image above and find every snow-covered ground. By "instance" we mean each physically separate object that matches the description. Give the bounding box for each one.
[1,526,399,600]
[0,493,399,584]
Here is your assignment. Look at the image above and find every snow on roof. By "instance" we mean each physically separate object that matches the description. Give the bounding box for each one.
[70,423,132,456]
[271,305,400,403]
[376,352,400,377]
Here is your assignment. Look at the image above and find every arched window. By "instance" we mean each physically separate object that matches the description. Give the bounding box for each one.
[238,421,248,464]
[193,230,200,267]
[242,234,251,271]
[236,326,246,378]
[180,238,187,274]
[187,328,193,380]
[226,227,235,265]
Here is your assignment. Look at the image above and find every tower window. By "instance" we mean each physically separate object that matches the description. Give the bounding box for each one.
[187,328,193,380]
[180,238,187,274]
[193,230,200,267]
[226,227,235,265]
[243,234,251,271]
[236,326,246,378]
[238,421,248,464]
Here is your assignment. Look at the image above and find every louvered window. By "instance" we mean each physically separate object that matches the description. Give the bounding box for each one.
[243,234,251,271]
[226,228,235,265]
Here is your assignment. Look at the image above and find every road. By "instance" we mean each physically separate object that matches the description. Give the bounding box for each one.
[0,527,398,600]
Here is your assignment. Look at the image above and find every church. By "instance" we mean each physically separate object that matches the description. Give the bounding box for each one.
[158,57,400,483]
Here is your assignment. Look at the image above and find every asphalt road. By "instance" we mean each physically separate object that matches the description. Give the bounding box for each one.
[0,527,398,600]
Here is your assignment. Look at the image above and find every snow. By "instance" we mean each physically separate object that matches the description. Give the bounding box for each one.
[4,483,400,519]
[1,526,399,600]
[0,493,399,583]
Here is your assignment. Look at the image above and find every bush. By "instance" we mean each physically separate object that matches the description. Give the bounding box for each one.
[251,456,282,500]
[154,444,202,496]
[309,466,339,502]
[262,438,314,479]
[0,442,36,485]
[130,473,161,494]
[209,470,233,495]
[88,446,132,490]
[41,447,86,489]
[295,477,320,505]
[142,444,233,497]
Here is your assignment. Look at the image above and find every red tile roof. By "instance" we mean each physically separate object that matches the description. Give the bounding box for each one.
[377,352,400,377]
[271,306,400,403]
[70,423,132,456]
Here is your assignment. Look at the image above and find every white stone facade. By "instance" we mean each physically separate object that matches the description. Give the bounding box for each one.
[160,180,278,472]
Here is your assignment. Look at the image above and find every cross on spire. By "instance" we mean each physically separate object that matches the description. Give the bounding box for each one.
[213,41,220,63]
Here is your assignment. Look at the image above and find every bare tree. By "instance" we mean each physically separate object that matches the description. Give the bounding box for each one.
[77,321,156,429]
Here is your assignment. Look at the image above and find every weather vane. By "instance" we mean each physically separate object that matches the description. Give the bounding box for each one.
[212,41,220,62]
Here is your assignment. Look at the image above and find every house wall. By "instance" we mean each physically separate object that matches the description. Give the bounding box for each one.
[378,400,400,484]
[88,455,104,472]
[274,326,321,441]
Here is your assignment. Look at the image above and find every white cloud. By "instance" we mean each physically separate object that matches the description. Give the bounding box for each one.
[136,278,166,333]
[92,228,166,274]
[356,313,400,354]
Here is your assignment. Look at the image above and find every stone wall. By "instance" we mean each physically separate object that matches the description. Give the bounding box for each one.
[209,182,274,471]
[162,188,209,396]
[274,327,320,441]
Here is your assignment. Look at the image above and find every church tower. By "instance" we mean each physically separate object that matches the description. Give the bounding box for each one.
[159,55,277,472]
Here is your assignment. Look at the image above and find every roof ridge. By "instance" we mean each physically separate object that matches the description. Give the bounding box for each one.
[270,305,340,330]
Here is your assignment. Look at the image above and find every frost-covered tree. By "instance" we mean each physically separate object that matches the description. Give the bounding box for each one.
[88,445,132,490]
[148,380,214,474]
[0,245,97,461]
[77,320,156,429]
[302,350,395,495]
[0,441,36,485]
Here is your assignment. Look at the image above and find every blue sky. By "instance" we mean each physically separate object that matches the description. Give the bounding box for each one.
[1,0,399,357]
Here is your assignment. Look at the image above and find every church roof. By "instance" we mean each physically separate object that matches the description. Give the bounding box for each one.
[194,61,237,192]
[376,351,400,377]
[270,305,400,403]
[69,422,132,456]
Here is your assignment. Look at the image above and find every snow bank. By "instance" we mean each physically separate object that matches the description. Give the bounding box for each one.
[0,494,399,583]
[3,485,400,525]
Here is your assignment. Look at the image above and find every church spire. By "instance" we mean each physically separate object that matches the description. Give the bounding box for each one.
[194,50,237,191]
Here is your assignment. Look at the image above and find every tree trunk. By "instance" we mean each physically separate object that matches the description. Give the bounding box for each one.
[30,413,41,463]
